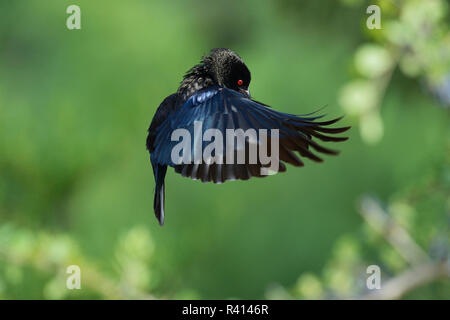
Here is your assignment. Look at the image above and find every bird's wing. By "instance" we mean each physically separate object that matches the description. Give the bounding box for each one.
[151,86,350,183]
[147,93,179,153]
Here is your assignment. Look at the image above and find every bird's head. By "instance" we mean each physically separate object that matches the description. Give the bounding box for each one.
[204,48,251,98]
[180,48,252,99]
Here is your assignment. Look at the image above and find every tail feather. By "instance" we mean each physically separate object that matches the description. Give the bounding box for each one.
[153,163,167,226]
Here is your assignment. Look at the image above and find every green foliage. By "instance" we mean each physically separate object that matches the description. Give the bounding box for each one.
[339,0,450,144]
[268,165,450,299]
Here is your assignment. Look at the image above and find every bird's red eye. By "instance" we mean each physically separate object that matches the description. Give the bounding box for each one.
[237,79,243,86]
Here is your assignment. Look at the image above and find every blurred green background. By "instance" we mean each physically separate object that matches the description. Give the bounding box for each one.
[0,0,449,299]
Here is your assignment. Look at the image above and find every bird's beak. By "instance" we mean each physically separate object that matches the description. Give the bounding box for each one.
[240,88,251,99]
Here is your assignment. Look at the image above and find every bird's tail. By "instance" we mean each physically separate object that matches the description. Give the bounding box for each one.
[153,163,167,226]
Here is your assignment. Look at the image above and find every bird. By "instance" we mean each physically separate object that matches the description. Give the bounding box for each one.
[146,48,350,226]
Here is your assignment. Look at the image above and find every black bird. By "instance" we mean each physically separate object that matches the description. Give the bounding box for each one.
[146,48,350,226]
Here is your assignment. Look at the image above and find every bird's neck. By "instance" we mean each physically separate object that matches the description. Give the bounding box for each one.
[177,63,214,102]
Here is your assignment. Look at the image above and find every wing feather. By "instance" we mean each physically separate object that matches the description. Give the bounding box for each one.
[151,86,349,184]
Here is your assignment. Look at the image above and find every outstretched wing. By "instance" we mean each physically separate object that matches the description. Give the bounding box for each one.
[151,86,350,183]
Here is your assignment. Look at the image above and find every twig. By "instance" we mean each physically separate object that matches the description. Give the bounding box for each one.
[360,196,431,266]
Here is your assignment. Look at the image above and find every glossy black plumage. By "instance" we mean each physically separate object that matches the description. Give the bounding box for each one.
[146,48,350,226]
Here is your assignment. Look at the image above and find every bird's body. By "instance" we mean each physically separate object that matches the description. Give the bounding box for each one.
[146,48,349,225]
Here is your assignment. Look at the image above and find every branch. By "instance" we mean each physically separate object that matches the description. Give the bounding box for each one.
[359,195,449,300]
[359,196,430,266]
